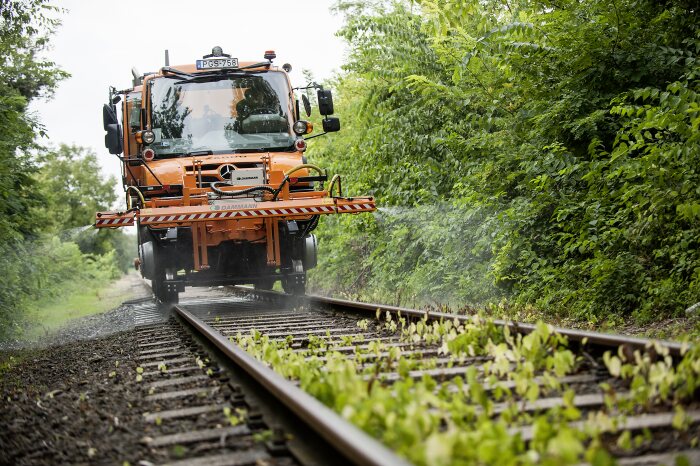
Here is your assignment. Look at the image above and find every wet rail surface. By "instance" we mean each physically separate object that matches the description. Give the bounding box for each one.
[135,322,302,464]
[135,292,699,465]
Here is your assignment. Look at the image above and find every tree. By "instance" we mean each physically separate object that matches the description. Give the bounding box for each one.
[309,0,700,321]
[0,2,135,339]
[0,0,68,241]
[33,144,117,232]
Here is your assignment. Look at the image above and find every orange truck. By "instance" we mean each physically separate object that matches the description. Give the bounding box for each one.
[96,47,375,303]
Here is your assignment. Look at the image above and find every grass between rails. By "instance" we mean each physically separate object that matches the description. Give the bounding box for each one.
[23,271,144,340]
[233,310,700,466]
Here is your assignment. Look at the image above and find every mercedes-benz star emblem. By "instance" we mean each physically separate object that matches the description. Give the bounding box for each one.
[219,164,235,180]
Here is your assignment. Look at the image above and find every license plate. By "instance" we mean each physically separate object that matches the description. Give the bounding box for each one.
[196,58,239,70]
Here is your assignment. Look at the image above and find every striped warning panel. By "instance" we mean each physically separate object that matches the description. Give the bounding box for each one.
[95,202,375,227]
[138,203,374,224]
[94,216,135,227]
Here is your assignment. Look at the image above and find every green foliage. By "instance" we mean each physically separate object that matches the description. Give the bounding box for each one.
[0,236,121,336]
[235,312,700,465]
[0,0,68,242]
[0,143,135,337]
[31,144,135,272]
[33,144,117,232]
[309,0,700,322]
[0,4,131,338]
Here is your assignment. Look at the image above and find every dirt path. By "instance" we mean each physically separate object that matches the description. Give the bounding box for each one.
[0,283,247,465]
[0,331,147,465]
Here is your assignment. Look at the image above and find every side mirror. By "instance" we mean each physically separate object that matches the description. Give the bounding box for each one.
[301,94,312,117]
[103,103,118,130]
[322,117,340,133]
[105,124,123,154]
[103,104,122,154]
[317,89,334,116]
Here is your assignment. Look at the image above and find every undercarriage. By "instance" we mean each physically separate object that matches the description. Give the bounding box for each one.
[137,220,317,303]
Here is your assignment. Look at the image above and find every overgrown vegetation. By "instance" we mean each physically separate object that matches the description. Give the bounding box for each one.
[0,1,131,339]
[235,311,700,465]
[308,0,700,324]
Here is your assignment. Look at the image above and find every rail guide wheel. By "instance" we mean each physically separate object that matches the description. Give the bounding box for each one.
[153,267,179,304]
[253,278,276,291]
[282,259,306,295]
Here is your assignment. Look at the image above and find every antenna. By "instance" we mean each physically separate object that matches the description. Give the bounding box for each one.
[165,49,170,66]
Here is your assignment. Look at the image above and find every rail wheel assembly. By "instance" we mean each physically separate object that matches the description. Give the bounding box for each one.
[138,225,180,304]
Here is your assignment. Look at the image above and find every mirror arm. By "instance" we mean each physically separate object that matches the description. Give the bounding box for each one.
[293,82,322,91]
[116,156,141,187]
[116,155,165,186]
[304,132,328,140]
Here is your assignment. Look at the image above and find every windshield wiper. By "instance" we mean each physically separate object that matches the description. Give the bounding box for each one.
[233,145,294,153]
[161,67,194,79]
[173,74,247,85]
[184,150,214,157]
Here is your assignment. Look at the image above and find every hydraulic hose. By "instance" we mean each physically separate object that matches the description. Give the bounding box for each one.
[211,182,276,197]
[213,164,327,200]
[327,174,342,197]
[284,163,324,177]
[272,164,328,200]
[301,214,320,237]
[126,186,145,209]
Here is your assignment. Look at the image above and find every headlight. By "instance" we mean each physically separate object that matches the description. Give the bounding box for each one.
[141,130,156,145]
[293,120,312,135]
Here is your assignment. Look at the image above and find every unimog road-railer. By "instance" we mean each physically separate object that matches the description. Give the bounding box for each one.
[96,47,375,303]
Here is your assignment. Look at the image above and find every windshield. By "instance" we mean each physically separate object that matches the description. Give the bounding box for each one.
[149,72,294,157]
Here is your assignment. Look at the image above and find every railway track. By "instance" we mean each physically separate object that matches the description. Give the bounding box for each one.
[133,290,699,465]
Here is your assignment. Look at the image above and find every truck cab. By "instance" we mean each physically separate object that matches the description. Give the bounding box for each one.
[98,47,374,303]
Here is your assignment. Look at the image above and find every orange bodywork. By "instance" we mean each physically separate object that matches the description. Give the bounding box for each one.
[97,57,375,276]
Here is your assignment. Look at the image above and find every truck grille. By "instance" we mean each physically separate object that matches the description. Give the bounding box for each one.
[185,162,262,173]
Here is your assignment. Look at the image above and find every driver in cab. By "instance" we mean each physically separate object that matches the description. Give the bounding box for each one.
[235,88,284,133]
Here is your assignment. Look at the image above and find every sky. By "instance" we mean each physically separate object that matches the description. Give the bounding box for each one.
[31,0,348,190]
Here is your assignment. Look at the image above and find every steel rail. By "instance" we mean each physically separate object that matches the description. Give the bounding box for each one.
[308,295,687,357]
[173,305,412,466]
[233,287,687,357]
